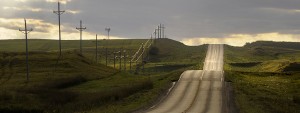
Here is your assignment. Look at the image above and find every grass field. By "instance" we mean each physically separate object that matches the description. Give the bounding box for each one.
[0,38,206,113]
[225,71,300,113]
[3,39,300,113]
[224,41,300,113]
[0,51,152,112]
[0,39,146,52]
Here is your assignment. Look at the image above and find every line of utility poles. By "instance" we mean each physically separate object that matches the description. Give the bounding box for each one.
[76,20,86,54]
[157,24,165,39]
[152,24,166,40]
[53,1,65,56]
[18,1,164,78]
[111,49,130,71]
[19,19,33,82]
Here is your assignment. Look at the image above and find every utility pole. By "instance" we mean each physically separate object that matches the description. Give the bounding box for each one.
[95,34,98,63]
[53,1,65,56]
[19,19,33,82]
[76,20,86,54]
[106,48,108,66]
[130,59,132,71]
[157,25,160,39]
[142,43,145,71]
[113,51,117,69]
[105,27,111,40]
[161,24,165,38]
[119,49,122,71]
[130,51,132,71]
[154,29,157,39]
[124,50,127,71]
[159,24,162,39]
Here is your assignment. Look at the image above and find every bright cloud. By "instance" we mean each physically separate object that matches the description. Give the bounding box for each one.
[14,0,28,2]
[181,33,300,46]
[0,18,125,40]
[3,6,44,12]
[0,18,58,33]
[0,27,23,40]
[2,6,80,14]
[66,10,81,14]
[46,0,71,4]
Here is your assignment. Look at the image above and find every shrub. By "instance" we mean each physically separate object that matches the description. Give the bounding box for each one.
[149,47,159,55]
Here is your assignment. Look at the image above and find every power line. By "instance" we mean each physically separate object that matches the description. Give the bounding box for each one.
[53,1,65,56]
[76,20,86,54]
[19,18,33,82]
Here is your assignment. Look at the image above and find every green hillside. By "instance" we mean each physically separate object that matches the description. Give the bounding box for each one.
[0,51,158,112]
[0,38,206,113]
[150,38,207,63]
[225,42,300,72]
[245,41,300,50]
[225,41,300,113]
[0,39,147,52]
[0,39,207,69]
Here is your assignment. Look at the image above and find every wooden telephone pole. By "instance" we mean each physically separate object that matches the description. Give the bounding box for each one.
[105,28,111,40]
[19,19,33,82]
[76,20,86,54]
[154,29,157,39]
[53,1,65,56]
[123,50,127,71]
[161,24,165,38]
[113,51,118,68]
[157,25,160,39]
[119,49,122,70]
[95,34,98,63]
[106,48,108,66]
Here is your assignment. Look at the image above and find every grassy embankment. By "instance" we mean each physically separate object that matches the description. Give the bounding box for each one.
[0,38,206,113]
[224,41,300,113]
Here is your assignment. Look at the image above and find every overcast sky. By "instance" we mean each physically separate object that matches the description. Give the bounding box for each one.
[1,0,300,46]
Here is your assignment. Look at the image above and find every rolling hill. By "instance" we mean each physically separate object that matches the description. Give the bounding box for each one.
[0,38,207,113]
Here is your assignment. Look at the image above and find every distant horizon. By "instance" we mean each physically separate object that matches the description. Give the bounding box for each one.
[2,37,300,47]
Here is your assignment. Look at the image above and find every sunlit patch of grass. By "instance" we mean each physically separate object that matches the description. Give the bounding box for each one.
[226,71,300,113]
[225,42,300,113]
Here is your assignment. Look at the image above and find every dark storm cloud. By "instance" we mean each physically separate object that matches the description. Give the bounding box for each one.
[1,0,300,40]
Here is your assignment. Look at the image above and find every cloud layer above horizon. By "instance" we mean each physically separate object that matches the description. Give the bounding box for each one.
[1,0,300,46]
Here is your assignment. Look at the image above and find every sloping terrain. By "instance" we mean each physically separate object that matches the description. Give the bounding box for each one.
[0,51,154,112]
[224,41,300,113]
[225,41,300,72]
[0,38,207,113]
